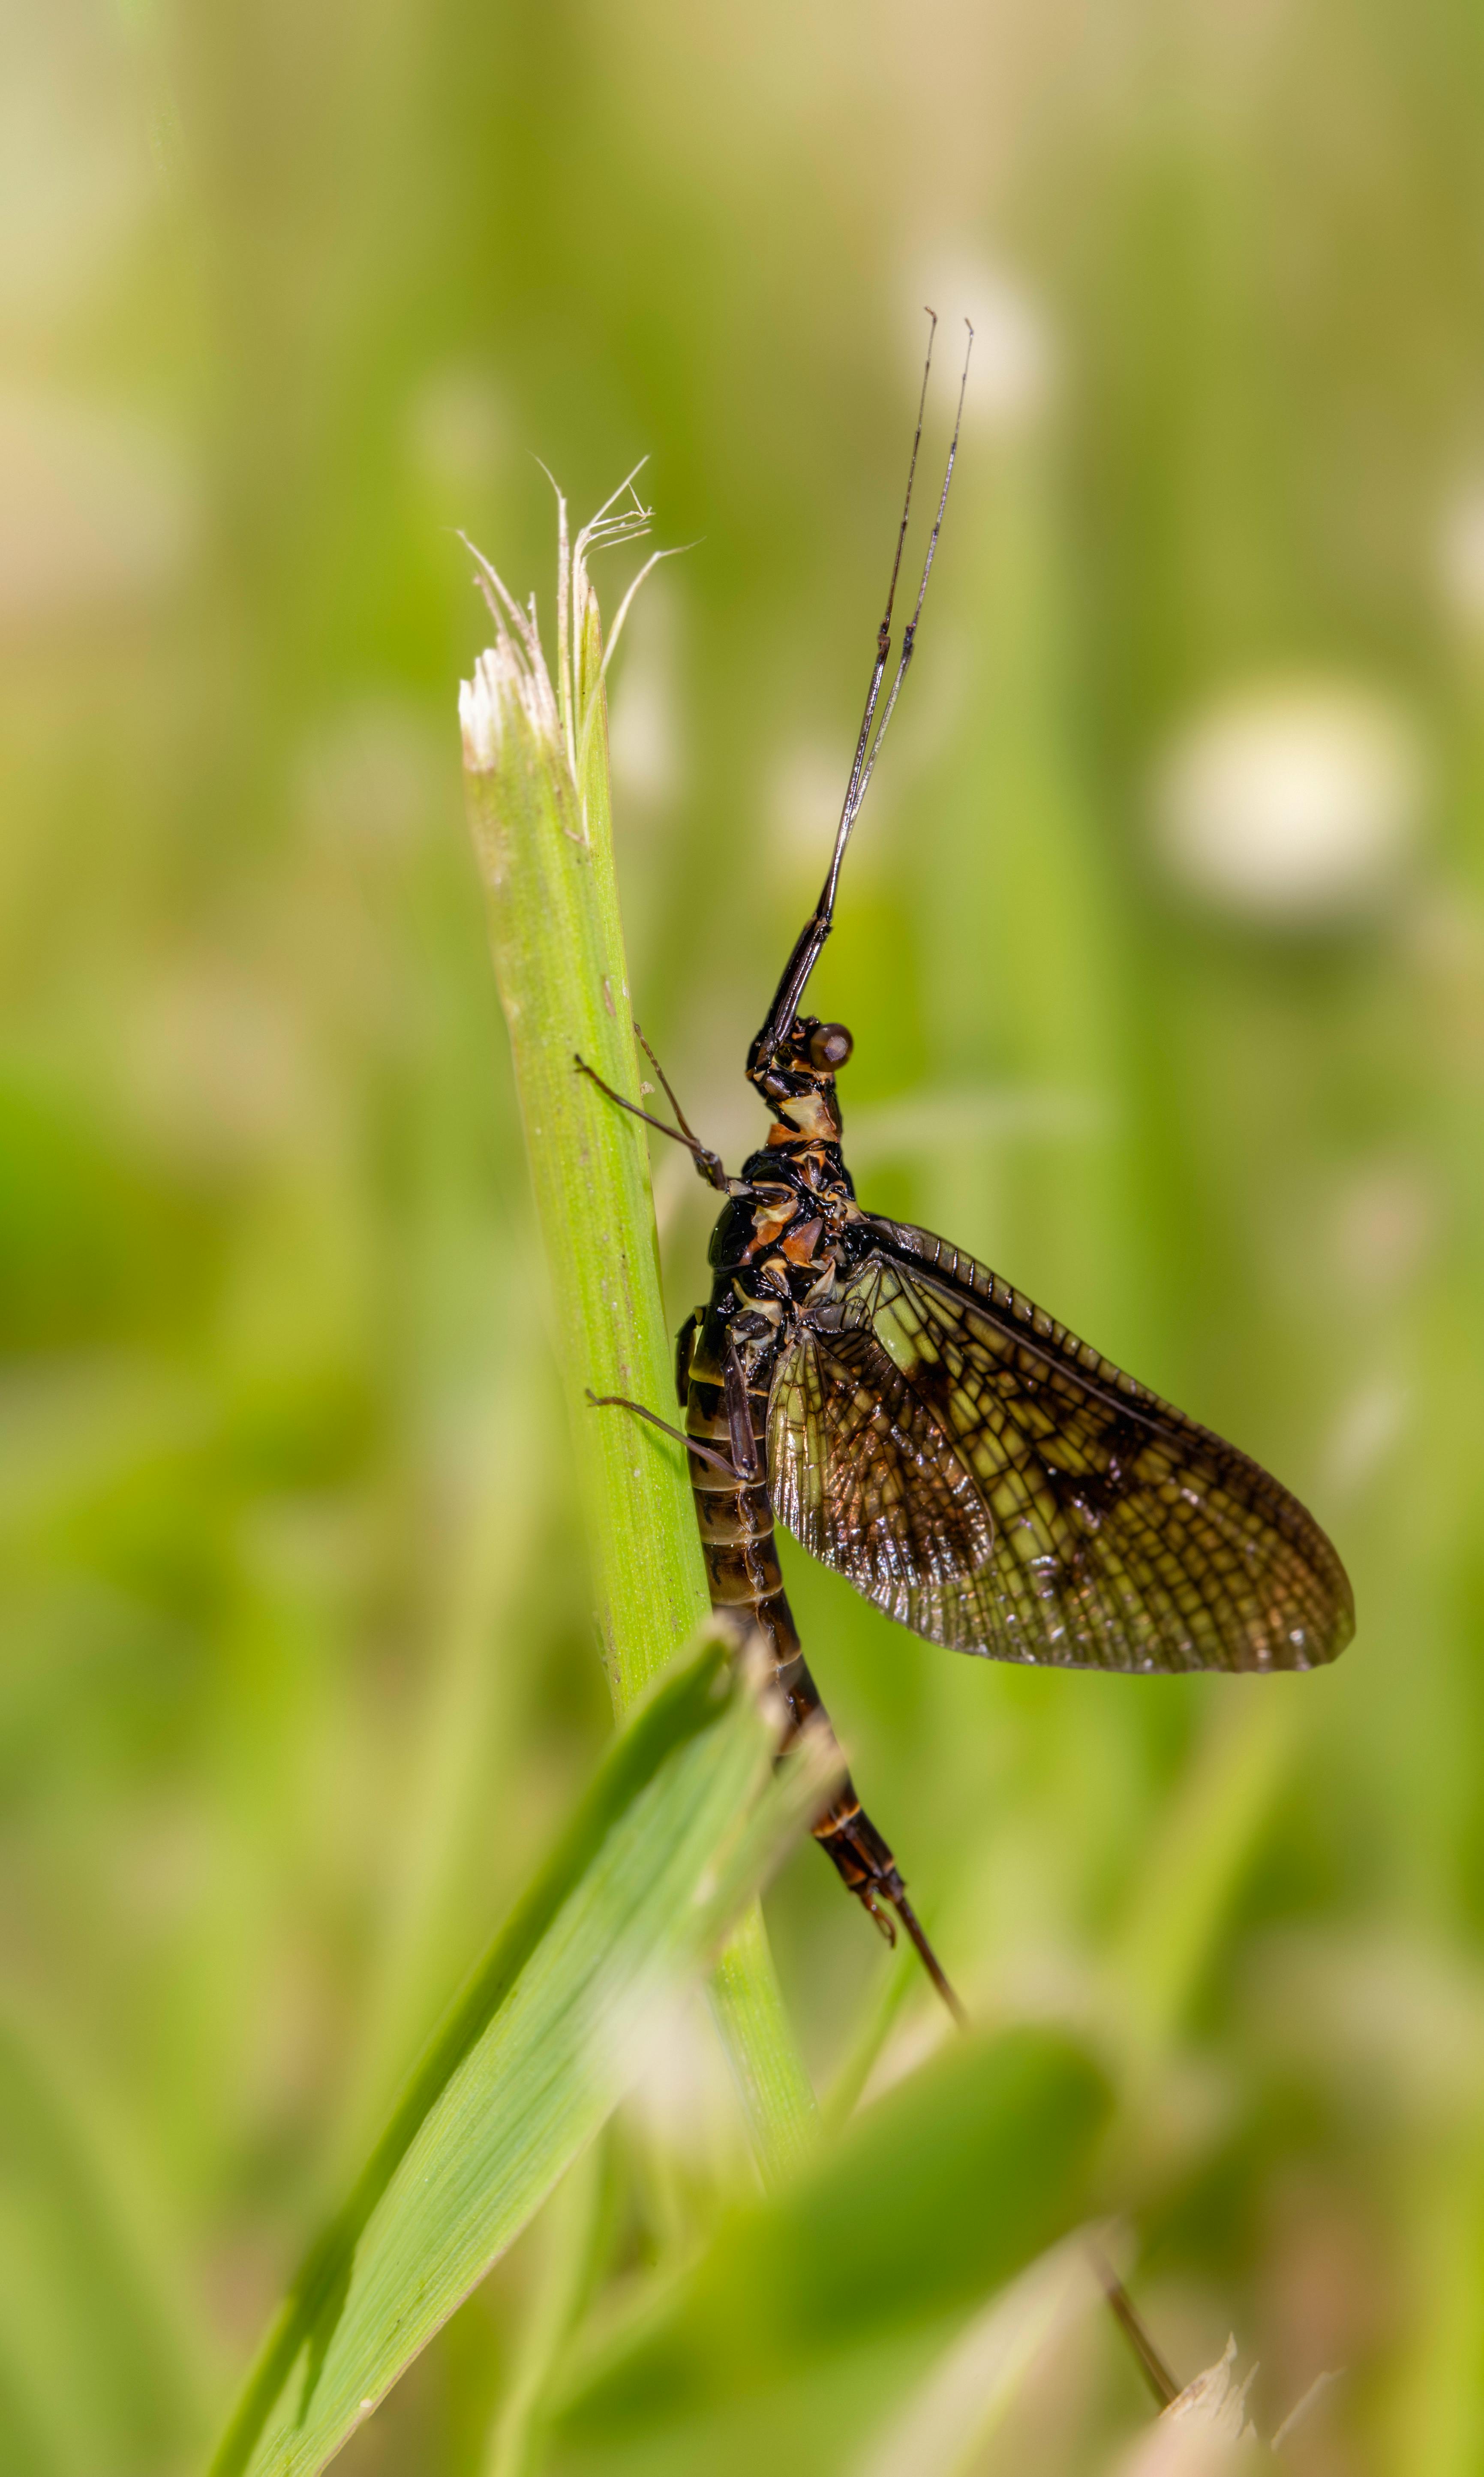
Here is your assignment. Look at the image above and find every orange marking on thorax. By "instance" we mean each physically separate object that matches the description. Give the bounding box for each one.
[745,1196,796,1259]
[781,1217,824,1266]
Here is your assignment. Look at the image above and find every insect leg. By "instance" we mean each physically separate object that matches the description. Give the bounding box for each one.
[632,1022,722,1170]
[721,1328,766,1482]
[674,1306,704,1407]
[585,1388,739,1479]
[573,1053,730,1190]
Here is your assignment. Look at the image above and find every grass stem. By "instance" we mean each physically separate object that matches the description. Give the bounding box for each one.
[460,487,815,2178]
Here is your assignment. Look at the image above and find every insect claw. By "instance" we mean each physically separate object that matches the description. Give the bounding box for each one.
[864,1893,897,1947]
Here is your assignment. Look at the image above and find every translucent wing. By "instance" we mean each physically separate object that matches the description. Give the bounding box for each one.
[768,1216,1354,1674]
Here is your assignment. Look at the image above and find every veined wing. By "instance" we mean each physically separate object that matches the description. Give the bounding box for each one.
[768,1216,1354,1674]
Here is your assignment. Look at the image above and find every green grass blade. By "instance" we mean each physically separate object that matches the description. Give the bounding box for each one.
[460,498,815,2173]
[460,522,707,1711]
[206,1632,837,2477]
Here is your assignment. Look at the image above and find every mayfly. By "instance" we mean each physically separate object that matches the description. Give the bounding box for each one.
[582,317,1354,2019]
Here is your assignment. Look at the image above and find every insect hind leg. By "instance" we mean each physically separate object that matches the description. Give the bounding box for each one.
[585,1387,739,1479]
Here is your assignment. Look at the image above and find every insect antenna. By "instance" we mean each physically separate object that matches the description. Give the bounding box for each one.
[849,319,973,827]
[755,314,935,1059]
[834,314,938,863]
[755,316,973,1063]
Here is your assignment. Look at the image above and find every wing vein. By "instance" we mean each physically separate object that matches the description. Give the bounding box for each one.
[765,1225,1353,1676]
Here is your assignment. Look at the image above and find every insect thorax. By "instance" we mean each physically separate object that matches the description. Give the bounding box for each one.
[704,1123,861,1372]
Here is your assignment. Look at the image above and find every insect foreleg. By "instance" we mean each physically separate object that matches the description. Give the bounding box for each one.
[573,1052,731,1191]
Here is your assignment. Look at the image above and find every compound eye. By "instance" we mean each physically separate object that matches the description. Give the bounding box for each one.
[808,1022,853,1072]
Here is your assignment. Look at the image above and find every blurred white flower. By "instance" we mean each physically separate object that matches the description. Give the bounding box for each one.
[1151,680,1426,924]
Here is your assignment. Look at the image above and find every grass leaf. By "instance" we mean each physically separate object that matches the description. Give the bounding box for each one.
[551,2022,1112,2477]
[207,1629,838,2477]
[461,502,817,2173]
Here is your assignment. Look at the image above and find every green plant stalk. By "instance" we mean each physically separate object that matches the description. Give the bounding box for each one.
[460,491,814,2176]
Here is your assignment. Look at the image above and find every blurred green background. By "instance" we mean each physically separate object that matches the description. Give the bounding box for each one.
[6,0,1484,2471]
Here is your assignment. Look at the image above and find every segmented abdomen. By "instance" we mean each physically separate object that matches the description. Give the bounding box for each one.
[684,1348,812,1727]
[680,1312,908,1910]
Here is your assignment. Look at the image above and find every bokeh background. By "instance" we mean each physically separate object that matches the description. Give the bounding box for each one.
[6,1,1484,2471]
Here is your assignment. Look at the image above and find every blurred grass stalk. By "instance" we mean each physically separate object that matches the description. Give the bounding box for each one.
[458,478,815,2178]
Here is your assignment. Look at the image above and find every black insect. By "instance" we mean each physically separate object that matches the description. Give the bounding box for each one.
[582,318,1354,2019]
